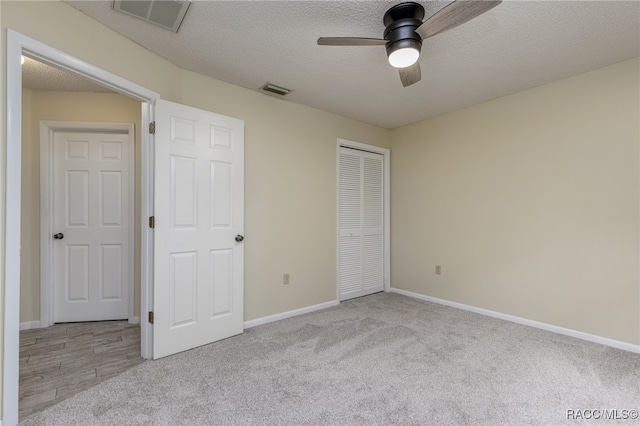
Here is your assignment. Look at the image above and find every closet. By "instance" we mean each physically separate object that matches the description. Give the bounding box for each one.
[338,146,384,300]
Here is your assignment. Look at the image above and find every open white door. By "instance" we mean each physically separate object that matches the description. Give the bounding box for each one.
[153,99,244,359]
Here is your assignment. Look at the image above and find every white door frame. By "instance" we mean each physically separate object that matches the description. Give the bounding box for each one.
[336,138,391,300]
[40,121,136,327]
[4,29,159,426]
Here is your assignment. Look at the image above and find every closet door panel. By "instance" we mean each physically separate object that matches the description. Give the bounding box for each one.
[338,147,383,300]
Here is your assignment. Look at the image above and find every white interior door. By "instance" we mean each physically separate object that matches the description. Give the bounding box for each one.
[153,99,244,359]
[53,130,131,322]
[338,147,384,300]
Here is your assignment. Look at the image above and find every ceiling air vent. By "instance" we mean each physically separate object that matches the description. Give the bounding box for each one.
[261,83,292,96]
[112,0,192,33]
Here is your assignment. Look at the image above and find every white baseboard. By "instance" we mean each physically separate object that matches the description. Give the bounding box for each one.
[19,320,41,331]
[244,300,339,329]
[128,316,140,325]
[391,287,640,354]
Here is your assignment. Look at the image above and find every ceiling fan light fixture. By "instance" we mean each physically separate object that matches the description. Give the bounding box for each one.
[388,47,419,68]
[386,39,421,68]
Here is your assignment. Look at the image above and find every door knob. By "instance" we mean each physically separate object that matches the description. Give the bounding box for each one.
[235,234,244,242]
[53,233,64,240]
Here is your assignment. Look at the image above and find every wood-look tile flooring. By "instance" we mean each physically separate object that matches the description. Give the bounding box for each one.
[19,321,143,420]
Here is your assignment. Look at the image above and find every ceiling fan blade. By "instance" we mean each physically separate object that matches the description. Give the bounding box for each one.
[399,62,421,87]
[317,37,387,46]
[416,0,501,40]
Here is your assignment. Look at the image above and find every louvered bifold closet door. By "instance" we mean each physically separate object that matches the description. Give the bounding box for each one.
[338,147,384,300]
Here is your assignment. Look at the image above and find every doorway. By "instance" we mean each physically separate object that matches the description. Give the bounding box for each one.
[38,122,135,325]
[5,29,158,426]
[7,30,247,425]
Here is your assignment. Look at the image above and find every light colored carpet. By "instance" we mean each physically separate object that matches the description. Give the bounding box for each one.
[20,292,640,425]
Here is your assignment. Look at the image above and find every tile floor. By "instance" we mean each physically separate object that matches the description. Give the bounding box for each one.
[19,321,144,420]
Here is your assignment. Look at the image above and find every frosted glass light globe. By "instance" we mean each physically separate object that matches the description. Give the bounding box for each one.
[388,47,419,68]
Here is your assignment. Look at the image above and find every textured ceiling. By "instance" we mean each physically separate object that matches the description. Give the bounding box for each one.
[41,1,640,128]
[22,56,112,93]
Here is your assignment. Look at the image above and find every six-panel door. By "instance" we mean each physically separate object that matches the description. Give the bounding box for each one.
[153,99,244,359]
[54,131,130,322]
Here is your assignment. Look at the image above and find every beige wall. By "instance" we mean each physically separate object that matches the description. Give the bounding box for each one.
[20,89,142,323]
[391,58,640,345]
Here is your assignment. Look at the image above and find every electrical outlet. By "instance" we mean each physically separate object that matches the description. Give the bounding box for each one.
[283,273,290,285]
[435,265,442,275]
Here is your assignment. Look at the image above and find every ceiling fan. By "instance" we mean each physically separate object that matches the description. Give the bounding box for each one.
[318,0,501,87]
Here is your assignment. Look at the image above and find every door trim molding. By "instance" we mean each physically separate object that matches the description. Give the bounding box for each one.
[39,121,135,327]
[5,29,159,426]
[335,139,391,301]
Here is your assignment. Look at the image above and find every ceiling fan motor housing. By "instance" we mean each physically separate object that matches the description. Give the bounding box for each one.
[383,2,425,57]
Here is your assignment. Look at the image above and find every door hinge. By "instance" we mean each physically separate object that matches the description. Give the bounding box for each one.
[149,216,155,229]
[148,311,154,324]
[149,121,156,135]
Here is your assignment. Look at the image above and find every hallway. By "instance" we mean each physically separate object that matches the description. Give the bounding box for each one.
[19,321,143,419]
